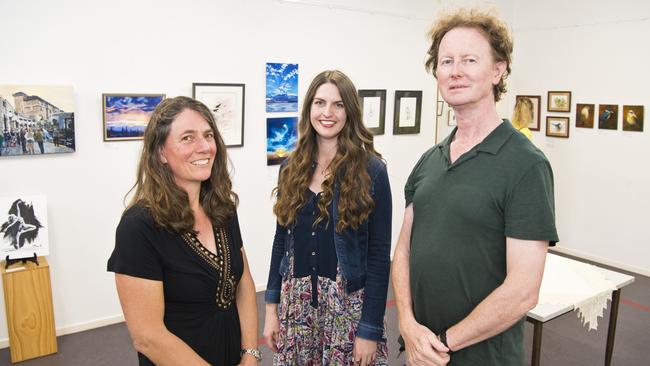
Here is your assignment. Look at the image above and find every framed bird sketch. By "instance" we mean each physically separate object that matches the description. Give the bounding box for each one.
[193,83,245,147]
[622,105,644,132]
[358,89,386,135]
[0,195,49,260]
[547,91,571,113]
[546,116,570,138]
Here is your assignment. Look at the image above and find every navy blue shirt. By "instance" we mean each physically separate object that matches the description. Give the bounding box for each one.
[293,190,338,307]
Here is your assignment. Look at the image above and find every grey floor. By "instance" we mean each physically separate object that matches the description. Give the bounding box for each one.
[2,253,649,366]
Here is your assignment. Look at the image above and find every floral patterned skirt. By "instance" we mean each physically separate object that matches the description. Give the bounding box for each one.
[274,256,388,366]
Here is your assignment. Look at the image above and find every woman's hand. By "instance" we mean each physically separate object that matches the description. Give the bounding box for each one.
[352,337,377,366]
[263,304,280,352]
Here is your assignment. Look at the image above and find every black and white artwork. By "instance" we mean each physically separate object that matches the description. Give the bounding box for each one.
[0,195,49,259]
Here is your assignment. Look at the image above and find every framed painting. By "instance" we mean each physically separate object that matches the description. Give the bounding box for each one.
[516,95,541,131]
[622,105,644,132]
[575,103,595,128]
[358,89,386,135]
[547,91,571,112]
[0,195,49,260]
[193,83,245,147]
[103,93,165,141]
[598,104,618,130]
[266,116,298,166]
[546,116,570,138]
[1,85,75,156]
[393,90,422,135]
[266,62,298,112]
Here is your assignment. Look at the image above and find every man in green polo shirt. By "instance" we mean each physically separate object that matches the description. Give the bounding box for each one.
[392,8,558,366]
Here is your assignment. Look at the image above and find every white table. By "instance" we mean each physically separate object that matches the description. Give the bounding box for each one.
[526,253,635,366]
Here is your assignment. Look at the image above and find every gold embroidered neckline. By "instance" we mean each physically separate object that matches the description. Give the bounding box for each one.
[181,226,237,310]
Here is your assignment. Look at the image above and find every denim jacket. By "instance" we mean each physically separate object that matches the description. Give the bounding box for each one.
[265,155,392,341]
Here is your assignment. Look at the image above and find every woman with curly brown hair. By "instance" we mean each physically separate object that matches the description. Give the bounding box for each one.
[107,96,260,366]
[263,70,392,366]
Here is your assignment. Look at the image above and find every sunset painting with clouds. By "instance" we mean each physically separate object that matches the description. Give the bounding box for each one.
[102,93,165,141]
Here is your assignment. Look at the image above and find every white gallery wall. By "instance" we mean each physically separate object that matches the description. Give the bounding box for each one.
[509,0,650,275]
[0,0,515,345]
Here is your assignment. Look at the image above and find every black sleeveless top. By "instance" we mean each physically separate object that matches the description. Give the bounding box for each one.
[107,205,244,366]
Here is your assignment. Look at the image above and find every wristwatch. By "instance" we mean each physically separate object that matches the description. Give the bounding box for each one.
[240,348,262,362]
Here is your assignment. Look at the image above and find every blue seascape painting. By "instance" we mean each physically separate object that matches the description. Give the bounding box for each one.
[266,63,298,112]
[266,116,298,165]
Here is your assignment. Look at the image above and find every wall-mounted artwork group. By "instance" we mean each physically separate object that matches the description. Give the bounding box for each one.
[358,89,422,135]
[516,91,645,138]
[1,85,75,157]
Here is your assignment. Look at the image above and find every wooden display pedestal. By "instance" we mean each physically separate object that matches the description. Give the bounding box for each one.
[1,257,57,363]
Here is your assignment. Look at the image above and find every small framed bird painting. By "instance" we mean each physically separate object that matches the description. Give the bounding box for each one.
[622,105,644,132]
[547,91,571,112]
[598,104,619,130]
[546,116,570,138]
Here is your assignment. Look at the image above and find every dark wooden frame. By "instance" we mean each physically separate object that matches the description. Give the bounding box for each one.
[547,91,572,112]
[575,103,595,128]
[358,89,386,135]
[393,90,422,135]
[516,95,542,131]
[192,83,245,147]
[546,116,570,138]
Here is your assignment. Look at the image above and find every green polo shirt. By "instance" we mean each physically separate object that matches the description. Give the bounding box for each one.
[404,121,558,366]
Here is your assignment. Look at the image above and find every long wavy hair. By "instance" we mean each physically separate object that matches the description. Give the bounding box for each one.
[126,96,238,233]
[512,97,534,130]
[273,70,380,232]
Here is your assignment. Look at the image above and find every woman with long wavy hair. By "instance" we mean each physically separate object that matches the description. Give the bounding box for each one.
[263,70,392,366]
[107,96,260,366]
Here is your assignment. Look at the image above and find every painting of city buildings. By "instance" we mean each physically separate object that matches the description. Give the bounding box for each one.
[266,63,298,112]
[0,85,75,157]
[103,93,165,141]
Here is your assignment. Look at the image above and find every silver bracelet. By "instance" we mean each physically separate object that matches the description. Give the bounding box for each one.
[240,348,262,362]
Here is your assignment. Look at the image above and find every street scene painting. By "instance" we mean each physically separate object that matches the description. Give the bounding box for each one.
[0,85,75,157]
[103,93,165,141]
[0,195,49,260]
[267,116,298,165]
[266,63,298,112]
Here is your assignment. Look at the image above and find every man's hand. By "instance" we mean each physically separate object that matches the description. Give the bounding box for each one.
[401,319,450,366]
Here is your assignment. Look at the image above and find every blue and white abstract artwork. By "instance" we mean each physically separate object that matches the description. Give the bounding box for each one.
[266,63,298,112]
[266,116,298,165]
